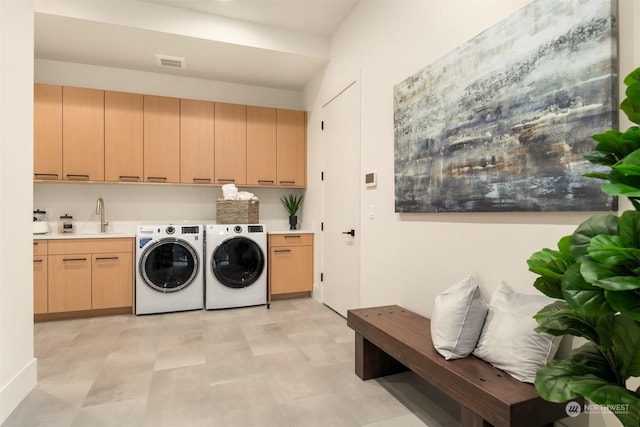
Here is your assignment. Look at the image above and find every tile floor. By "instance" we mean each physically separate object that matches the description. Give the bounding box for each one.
[3,298,460,427]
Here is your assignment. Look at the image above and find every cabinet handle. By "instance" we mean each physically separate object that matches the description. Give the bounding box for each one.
[218,178,235,183]
[34,173,59,179]
[274,249,291,253]
[33,259,43,263]
[63,257,87,262]
[258,180,274,184]
[279,180,296,185]
[95,256,119,261]
[193,178,211,183]
[147,176,167,182]
[284,235,301,239]
[66,174,90,180]
[119,175,140,181]
[33,242,39,246]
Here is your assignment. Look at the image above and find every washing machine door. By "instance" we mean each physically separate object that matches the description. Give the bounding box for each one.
[140,237,199,293]
[212,236,265,289]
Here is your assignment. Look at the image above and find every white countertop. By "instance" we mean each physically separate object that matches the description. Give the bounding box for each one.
[267,230,314,235]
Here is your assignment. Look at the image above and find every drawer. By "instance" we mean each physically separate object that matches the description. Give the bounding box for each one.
[269,233,313,247]
[33,239,48,256]
[48,238,133,255]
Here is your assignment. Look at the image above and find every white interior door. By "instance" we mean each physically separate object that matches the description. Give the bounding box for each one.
[322,80,361,318]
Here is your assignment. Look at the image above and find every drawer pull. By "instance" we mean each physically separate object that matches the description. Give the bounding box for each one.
[95,256,119,261]
[33,259,43,263]
[258,180,274,184]
[119,175,140,181]
[147,176,167,182]
[284,235,301,239]
[63,257,87,262]
[218,178,235,183]
[274,249,291,253]
[193,178,211,183]
[279,180,296,185]
[66,174,90,180]
[34,173,59,179]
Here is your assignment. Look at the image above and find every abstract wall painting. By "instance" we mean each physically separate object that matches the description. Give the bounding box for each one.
[393,0,617,213]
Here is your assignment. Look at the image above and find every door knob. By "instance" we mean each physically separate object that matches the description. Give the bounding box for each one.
[342,229,355,237]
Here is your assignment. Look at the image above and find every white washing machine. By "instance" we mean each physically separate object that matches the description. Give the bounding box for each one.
[205,224,267,309]
[136,224,204,315]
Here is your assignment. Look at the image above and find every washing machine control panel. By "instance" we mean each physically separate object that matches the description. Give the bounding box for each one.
[166,226,175,234]
[247,225,264,233]
[233,225,243,233]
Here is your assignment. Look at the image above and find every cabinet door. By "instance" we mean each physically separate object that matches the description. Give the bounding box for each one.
[33,255,48,314]
[48,254,92,313]
[276,109,306,187]
[34,83,62,180]
[92,252,133,309]
[105,91,144,182]
[63,87,105,181]
[144,95,180,183]
[181,99,214,184]
[215,102,246,185]
[247,106,277,186]
[269,245,313,294]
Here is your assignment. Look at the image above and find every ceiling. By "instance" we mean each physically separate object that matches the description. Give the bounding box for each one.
[34,0,359,91]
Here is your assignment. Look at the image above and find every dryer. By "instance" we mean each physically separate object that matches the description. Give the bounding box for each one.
[136,224,204,315]
[205,224,267,309]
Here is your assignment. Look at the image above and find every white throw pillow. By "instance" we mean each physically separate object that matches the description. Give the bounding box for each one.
[431,275,488,360]
[472,281,561,383]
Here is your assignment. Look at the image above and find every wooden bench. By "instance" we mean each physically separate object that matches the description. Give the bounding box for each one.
[347,305,580,427]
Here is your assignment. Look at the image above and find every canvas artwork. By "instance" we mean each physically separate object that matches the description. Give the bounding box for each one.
[394,0,617,213]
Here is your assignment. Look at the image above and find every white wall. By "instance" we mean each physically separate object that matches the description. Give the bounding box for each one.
[304,2,639,425]
[0,1,37,424]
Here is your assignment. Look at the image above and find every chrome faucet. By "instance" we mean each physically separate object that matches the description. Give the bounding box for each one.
[96,197,109,233]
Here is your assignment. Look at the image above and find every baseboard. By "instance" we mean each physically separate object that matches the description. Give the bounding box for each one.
[0,357,37,424]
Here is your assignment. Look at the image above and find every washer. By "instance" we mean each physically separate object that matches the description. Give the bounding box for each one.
[205,224,267,309]
[136,224,204,315]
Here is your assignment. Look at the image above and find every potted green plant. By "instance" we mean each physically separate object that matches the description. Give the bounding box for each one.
[281,194,303,230]
[527,67,640,426]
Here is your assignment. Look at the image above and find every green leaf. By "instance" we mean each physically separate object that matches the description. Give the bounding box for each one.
[534,301,598,342]
[581,259,634,289]
[595,275,640,291]
[528,248,571,280]
[622,83,640,125]
[612,315,640,378]
[562,263,613,316]
[535,343,613,402]
[606,290,640,321]
[624,67,640,87]
[588,234,633,265]
[570,215,619,261]
[619,210,640,250]
[533,276,564,300]
[601,183,640,197]
[568,375,640,427]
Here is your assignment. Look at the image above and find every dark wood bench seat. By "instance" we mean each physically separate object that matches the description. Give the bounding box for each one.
[347,305,580,427]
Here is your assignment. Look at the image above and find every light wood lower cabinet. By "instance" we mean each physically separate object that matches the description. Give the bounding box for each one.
[35,238,134,319]
[33,240,48,314]
[268,233,313,300]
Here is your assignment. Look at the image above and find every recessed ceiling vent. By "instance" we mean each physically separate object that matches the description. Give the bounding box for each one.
[155,54,186,69]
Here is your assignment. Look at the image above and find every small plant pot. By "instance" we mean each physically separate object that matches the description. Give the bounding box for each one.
[289,215,298,230]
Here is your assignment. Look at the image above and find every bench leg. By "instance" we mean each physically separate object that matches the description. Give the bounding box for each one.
[354,333,408,380]
[461,407,491,427]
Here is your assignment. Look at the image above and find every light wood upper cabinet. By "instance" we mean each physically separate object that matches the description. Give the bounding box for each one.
[276,109,307,187]
[34,84,62,180]
[62,86,105,181]
[181,99,214,184]
[247,106,277,186]
[105,91,144,182]
[215,102,247,185]
[144,95,180,183]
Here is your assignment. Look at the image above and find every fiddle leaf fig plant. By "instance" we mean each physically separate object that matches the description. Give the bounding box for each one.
[528,67,640,426]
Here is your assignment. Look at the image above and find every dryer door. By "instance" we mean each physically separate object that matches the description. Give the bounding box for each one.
[212,236,265,289]
[140,237,199,293]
